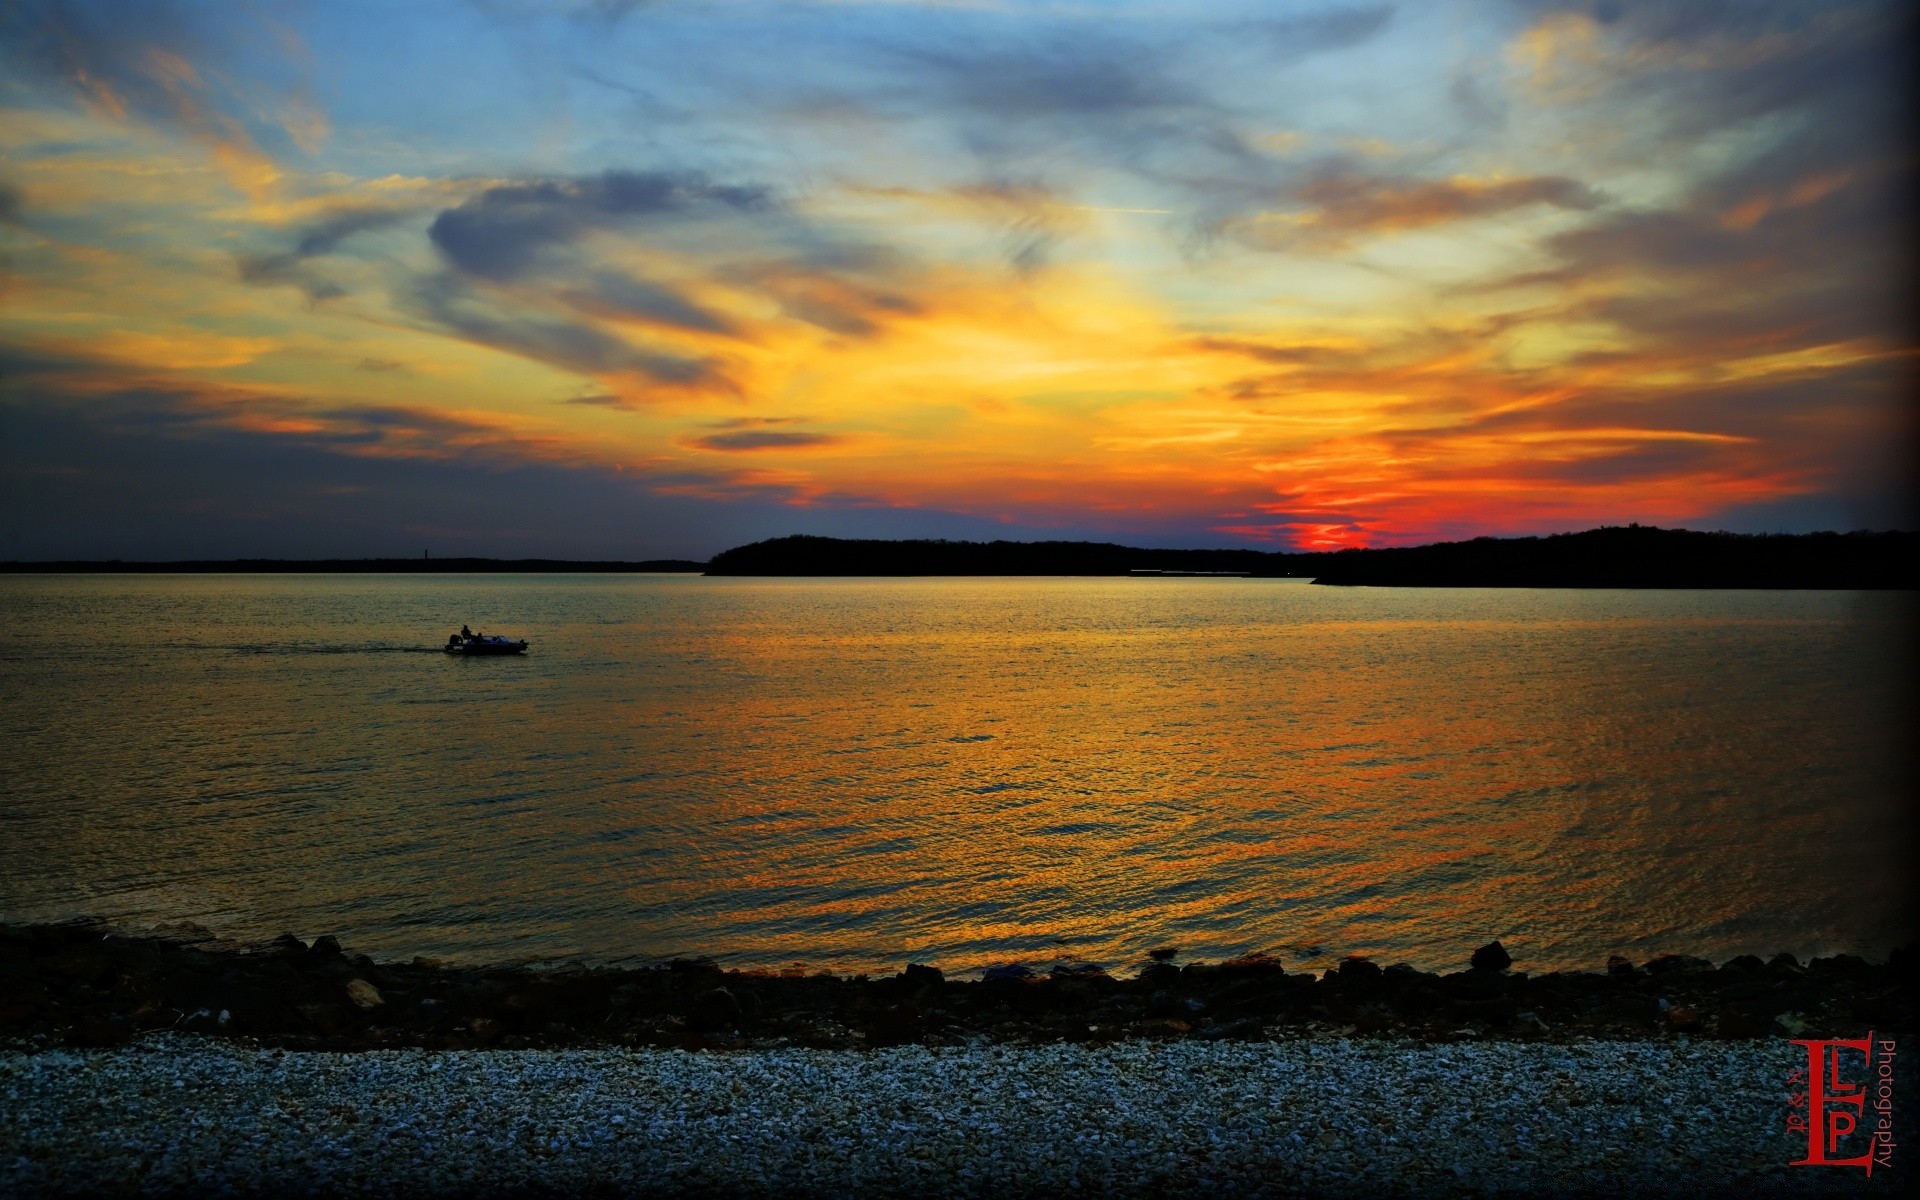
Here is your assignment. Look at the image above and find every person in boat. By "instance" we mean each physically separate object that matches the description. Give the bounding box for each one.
[460,624,473,639]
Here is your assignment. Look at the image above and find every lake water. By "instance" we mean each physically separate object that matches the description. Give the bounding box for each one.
[0,574,1909,977]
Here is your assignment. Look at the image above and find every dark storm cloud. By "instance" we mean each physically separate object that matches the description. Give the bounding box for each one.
[1180,157,1598,258]
[0,181,23,226]
[236,205,418,302]
[899,38,1203,123]
[1469,0,1913,365]
[849,5,1401,246]
[0,0,317,172]
[407,274,732,389]
[0,392,706,560]
[558,272,741,337]
[235,255,346,302]
[428,171,774,281]
[1503,1,1907,150]
[292,206,417,257]
[0,362,1097,561]
[1491,155,1907,352]
[682,429,844,453]
[1310,167,1596,227]
[874,23,1265,189]
[893,4,1392,125]
[716,264,923,340]
[1,1,203,120]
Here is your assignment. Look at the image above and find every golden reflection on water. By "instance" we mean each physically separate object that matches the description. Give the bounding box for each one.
[0,575,1907,975]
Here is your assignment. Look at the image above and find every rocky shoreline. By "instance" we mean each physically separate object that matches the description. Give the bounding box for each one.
[3,924,1910,1051]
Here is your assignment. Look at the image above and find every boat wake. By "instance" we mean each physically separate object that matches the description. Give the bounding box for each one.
[215,644,450,656]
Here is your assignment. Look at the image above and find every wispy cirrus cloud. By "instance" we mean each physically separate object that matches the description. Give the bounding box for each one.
[427,171,774,282]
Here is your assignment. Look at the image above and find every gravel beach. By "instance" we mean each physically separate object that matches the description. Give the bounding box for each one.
[2,1035,1895,1198]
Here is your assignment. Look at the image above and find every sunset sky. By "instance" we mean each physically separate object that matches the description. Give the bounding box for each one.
[1,0,1912,559]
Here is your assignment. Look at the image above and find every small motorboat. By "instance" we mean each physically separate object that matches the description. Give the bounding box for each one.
[445,630,529,655]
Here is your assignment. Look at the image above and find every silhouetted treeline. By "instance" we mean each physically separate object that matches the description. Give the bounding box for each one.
[1307,526,1917,588]
[704,527,1917,588]
[703,536,1308,576]
[0,558,709,574]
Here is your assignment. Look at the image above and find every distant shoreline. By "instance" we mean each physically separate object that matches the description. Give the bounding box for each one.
[0,557,709,574]
[6,525,1915,587]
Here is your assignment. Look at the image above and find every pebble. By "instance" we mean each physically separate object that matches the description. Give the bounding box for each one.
[0,1036,1872,1196]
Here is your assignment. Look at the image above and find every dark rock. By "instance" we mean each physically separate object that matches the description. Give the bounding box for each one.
[902,964,944,989]
[160,967,224,1013]
[1389,986,1444,1018]
[1198,1017,1264,1041]
[297,1003,352,1035]
[1351,1006,1395,1035]
[1719,955,1764,974]
[1451,996,1517,1025]
[1716,1007,1776,1038]
[1643,954,1713,975]
[1127,1018,1190,1039]
[1767,953,1803,974]
[179,1008,223,1033]
[1606,955,1640,979]
[1448,969,1510,1001]
[270,933,308,958]
[1137,961,1180,986]
[1051,962,1111,983]
[1470,942,1512,973]
[1336,957,1383,981]
[310,936,343,960]
[126,1003,178,1032]
[1808,954,1870,974]
[1147,947,1179,962]
[1609,993,1662,1026]
[1217,953,1284,976]
[689,986,743,1032]
[669,957,720,974]
[44,946,115,987]
[1665,1003,1702,1032]
[71,1012,133,1047]
[467,1016,504,1045]
[982,964,1035,983]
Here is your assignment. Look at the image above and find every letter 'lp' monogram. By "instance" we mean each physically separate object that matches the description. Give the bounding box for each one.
[1791,1035,1882,1172]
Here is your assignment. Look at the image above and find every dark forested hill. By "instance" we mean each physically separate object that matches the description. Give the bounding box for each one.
[1304,526,1916,588]
[703,527,1916,588]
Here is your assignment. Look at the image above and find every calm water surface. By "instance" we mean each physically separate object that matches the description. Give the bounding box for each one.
[0,574,1908,975]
